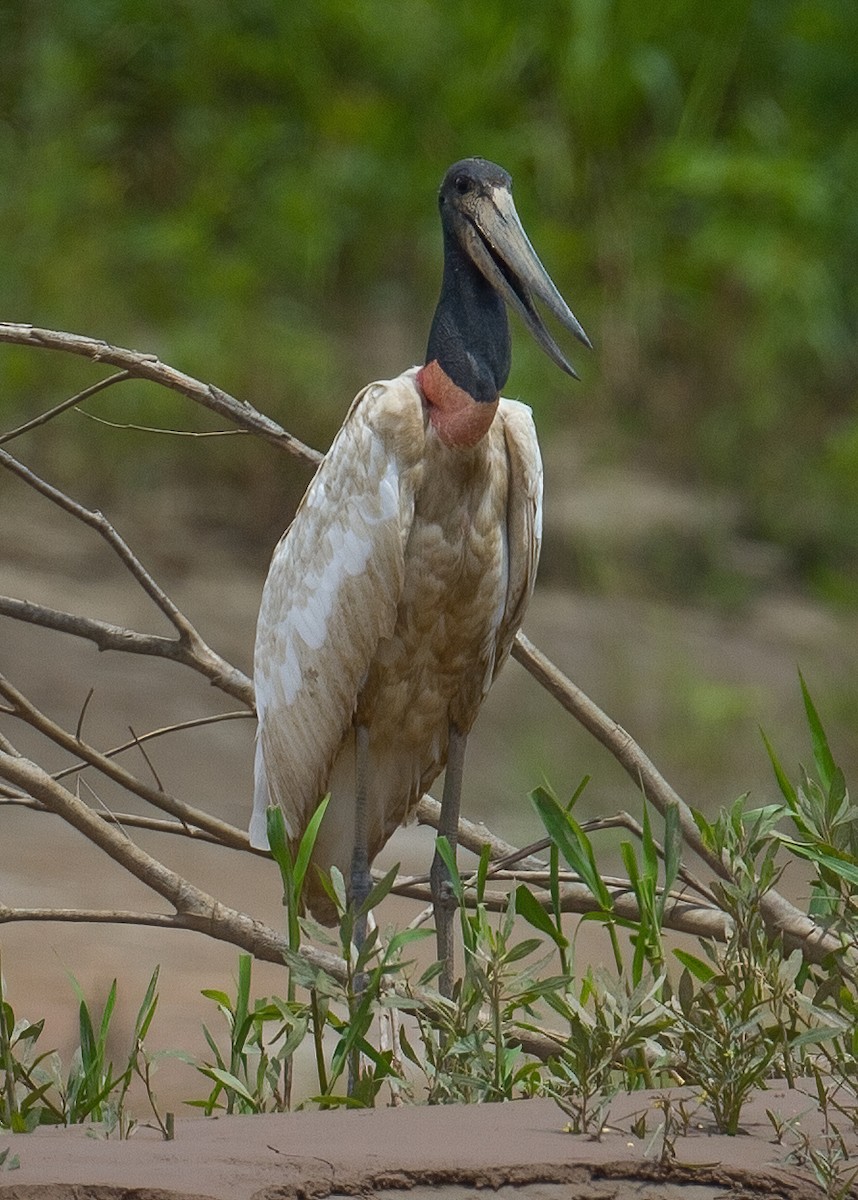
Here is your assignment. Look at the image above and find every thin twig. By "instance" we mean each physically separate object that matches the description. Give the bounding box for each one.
[0,323,321,464]
[0,795,264,849]
[0,370,132,445]
[0,672,249,849]
[76,409,249,437]
[0,596,252,706]
[128,725,165,791]
[75,688,95,742]
[52,710,253,785]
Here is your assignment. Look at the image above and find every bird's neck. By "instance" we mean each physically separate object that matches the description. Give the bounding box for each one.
[418,229,510,449]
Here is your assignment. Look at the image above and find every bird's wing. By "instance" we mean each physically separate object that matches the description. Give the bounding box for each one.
[491,399,543,679]
[250,373,424,850]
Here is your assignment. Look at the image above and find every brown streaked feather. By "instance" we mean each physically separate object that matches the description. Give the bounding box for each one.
[252,371,543,921]
[251,373,424,852]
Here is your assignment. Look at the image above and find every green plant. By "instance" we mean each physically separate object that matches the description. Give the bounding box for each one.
[644,1093,698,1166]
[765,674,858,938]
[0,1145,20,1171]
[678,797,841,1134]
[1,963,168,1137]
[404,845,557,1104]
[192,953,306,1115]
[539,971,674,1136]
[301,863,429,1108]
[780,1070,858,1200]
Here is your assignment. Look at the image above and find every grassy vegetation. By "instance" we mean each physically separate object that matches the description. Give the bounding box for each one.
[2,682,856,1196]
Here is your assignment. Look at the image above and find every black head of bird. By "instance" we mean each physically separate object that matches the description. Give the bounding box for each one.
[420,157,591,448]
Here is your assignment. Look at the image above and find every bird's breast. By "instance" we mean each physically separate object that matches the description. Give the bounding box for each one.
[356,420,510,745]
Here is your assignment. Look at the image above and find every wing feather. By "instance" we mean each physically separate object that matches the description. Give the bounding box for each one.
[492,399,543,678]
[250,373,423,850]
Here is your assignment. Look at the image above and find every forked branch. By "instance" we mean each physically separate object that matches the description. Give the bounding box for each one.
[0,324,849,973]
[0,322,320,464]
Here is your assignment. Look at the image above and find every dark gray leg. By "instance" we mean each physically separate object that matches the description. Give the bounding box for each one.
[430,723,468,997]
[348,725,372,1097]
[350,724,373,951]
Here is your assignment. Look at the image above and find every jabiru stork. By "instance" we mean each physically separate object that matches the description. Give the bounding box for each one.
[250,158,590,993]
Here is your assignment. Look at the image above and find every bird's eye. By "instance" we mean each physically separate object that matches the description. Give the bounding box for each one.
[454,175,470,195]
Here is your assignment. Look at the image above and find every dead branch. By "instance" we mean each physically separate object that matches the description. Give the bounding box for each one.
[0,595,253,706]
[0,324,849,976]
[0,370,132,445]
[0,672,249,849]
[511,632,848,964]
[0,449,252,705]
[0,796,248,846]
[0,322,320,465]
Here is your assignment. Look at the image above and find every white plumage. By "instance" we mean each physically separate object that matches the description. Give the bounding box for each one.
[249,157,589,991]
[250,367,542,921]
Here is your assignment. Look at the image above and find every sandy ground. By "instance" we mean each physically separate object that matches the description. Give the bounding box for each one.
[2,1086,854,1199]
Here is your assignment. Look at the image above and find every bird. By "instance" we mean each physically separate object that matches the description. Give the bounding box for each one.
[250,157,590,993]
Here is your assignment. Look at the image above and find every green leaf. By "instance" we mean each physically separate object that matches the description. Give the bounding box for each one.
[134,967,160,1042]
[228,955,253,1068]
[530,786,613,911]
[266,804,294,900]
[677,967,695,1016]
[514,884,568,949]
[200,990,232,1009]
[293,796,331,899]
[760,728,797,807]
[772,834,858,885]
[97,979,118,1051]
[398,1025,423,1068]
[799,672,836,792]
[200,1067,258,1107]
[475,843,491,904]
[16,1019,45,1044]
[356,862,399,918]
[433,836,463,902]
[502,938,544,965]
[661,801,682,906]
[673,948,716,983]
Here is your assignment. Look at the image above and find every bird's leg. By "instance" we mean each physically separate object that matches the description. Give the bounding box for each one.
[348,724,373,1098]
[351,723,373,955]
[430,723,468,997]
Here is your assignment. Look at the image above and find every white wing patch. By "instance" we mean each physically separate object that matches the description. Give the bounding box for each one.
[250,373,423,852]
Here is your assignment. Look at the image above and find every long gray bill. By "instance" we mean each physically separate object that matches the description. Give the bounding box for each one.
[462,185,591,378]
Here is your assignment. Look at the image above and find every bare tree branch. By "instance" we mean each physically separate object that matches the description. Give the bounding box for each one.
[0,322,321,464]
[75,408,248,437]
[0,796,252,847]
[0,672,249,849]
[0,370,132,445]
[511,631,848,964]
[0,505,253,706]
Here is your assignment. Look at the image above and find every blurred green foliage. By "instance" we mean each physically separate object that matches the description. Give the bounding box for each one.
[0,0,856,583]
